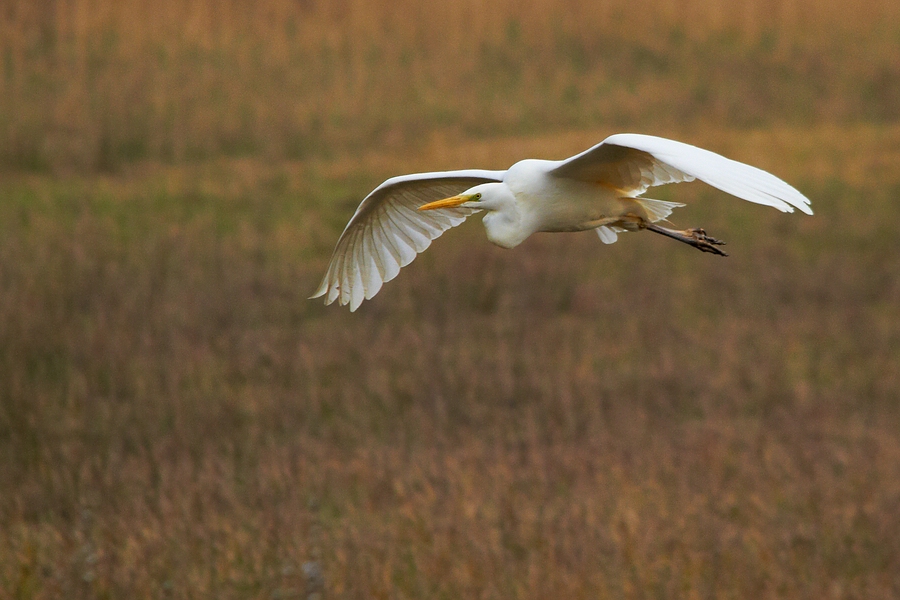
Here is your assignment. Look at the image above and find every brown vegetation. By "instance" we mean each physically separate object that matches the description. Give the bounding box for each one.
[2,0,900,170]
[2,1,900,598]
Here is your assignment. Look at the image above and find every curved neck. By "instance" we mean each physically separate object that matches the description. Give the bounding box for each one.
[482,200,530,248]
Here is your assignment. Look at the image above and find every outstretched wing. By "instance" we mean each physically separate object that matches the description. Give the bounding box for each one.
[550,133,812,215]
[311,169,505,311]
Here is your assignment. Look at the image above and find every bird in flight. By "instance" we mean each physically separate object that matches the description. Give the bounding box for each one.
[312,133,812,311]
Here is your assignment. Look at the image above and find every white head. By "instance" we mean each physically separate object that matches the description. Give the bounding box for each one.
[416,182,508,211]
[418,182,527,248]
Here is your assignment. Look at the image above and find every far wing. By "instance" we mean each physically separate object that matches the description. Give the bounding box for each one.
[310,169,505,311]
[550,133,812,214]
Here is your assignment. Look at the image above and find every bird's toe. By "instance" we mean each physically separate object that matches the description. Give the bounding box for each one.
[687,229,728,256]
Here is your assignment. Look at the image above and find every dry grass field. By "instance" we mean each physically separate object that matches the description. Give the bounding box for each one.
[2,1,900,599]
[2,0,900,170]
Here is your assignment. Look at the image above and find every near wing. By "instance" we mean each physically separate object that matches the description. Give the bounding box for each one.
[310,169,504,311]
[550,133,812,215]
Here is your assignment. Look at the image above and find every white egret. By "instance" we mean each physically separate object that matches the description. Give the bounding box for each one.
[311,133,812,311]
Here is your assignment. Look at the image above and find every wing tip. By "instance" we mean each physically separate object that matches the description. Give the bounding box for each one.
[309,274,332,300]
[308,282,370,311]
[779,192,814,216]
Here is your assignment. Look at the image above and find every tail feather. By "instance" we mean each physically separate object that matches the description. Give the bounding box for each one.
[635,197,686,222]
[597,198,685,244]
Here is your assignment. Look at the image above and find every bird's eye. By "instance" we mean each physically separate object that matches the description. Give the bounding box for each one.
[474,193,482,200]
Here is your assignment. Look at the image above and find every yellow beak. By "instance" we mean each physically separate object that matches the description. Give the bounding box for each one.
[418,194,473,211]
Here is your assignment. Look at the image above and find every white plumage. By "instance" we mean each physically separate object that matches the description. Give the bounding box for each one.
[312,134,812,311]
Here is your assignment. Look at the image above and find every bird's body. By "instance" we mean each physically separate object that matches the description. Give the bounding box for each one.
[312,134,812,311]
[497,159,669,238]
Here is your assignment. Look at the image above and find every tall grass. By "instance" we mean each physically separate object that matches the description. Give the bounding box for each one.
[1,0,899,169]
[2,125,900,597]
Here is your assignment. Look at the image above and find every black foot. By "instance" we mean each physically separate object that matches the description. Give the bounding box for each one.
[685,228,728,256]
[645,224,729,257]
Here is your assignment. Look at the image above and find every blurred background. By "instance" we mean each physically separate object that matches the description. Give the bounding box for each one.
[1,0,899,598]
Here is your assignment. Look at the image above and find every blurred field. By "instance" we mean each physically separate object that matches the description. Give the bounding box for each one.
[2,1,900,599]
[2,0,900,170]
